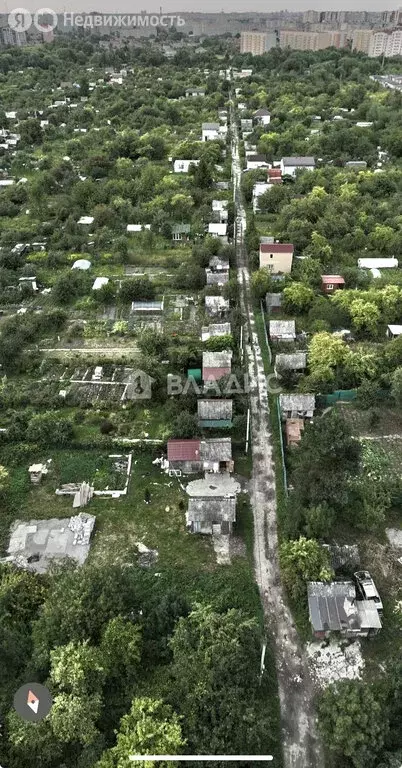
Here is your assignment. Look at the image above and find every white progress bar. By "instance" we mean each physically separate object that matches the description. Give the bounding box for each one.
[129,757,273,762]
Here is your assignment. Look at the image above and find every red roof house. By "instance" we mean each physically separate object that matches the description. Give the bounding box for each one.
[321,275,345,294]
[202,350,232,383]
[167,439,200,462]
[268,168,282,184]
[259,243,294,273]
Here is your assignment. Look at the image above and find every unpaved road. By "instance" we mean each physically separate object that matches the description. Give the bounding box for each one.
[230,105,323,768]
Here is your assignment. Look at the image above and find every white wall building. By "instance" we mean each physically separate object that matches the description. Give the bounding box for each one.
[202,123,220,142]
[173,159,199,173]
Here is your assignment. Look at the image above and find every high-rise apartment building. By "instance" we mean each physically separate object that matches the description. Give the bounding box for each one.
[368,29,402,57]
[240,31,266,55]
[352,28,374,53]
[302,10,321,24]
[240,31,276,55]
[279,29,346,51]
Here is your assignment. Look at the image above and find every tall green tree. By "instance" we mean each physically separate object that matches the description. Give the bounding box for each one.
[318,680,386,768]
[96,698,184,768]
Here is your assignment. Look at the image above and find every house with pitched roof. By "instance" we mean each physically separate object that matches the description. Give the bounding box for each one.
[280,156,315,177]
[167,437,233,473]
[185,473,240,534]
[321,275,345,294]
[259,242,294,273]
[254,108,271,126]
[308,582,382,640]
[269,320,296,343]
[201,322,231,342]
[279,394,315,419]
[198,399,233,428]
[202,350,232,383]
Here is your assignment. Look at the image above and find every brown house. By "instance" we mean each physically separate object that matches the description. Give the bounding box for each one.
[285,418,304,447]
[321,275,345,294]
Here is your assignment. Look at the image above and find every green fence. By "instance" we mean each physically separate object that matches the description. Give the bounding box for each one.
[318,389,357,406]
[276,398,289,496]
[260,301,272,364]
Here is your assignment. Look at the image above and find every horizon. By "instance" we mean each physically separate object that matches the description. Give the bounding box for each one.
[1,3,401,17]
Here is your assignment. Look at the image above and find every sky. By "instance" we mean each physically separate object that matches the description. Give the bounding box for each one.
[1,0,399,21]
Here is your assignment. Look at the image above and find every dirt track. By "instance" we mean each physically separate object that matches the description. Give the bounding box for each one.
[231,105,323,768]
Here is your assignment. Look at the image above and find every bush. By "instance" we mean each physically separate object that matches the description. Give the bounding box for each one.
[100,419,115,435]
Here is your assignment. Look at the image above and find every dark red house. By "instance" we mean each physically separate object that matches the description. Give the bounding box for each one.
[321,275,345,294]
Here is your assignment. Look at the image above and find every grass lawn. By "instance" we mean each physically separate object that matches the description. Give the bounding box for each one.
[337,401,402,437]
[127,247,192,269]
[1,448,216,570]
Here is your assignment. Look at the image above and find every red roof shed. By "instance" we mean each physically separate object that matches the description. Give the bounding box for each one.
[167,440,201,462]
[321,275,345,294]
[203,366,231,381]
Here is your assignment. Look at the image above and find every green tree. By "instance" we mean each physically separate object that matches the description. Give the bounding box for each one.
[19,118,42,145]
[317,680,386,768]
[279,537,333,602]
[0,465,9,491]
[52,270,92,304]
[309,331,350,373]
[26,413,74,446]
[100,616,141,682]
[169,605,271,754]
[292,411,361,511]
[350,299,381,334]
[96,697,184,768]
[119,277,155,303]
[172,411,200,439]
[251,268,273,300]
[49,640,105,746]
[303,231,332,263]
[391,367,402,405]
[282,282,314,313]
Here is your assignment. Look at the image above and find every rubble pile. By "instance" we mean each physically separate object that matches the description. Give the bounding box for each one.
[307,640,364,688]
[68,513,96,546]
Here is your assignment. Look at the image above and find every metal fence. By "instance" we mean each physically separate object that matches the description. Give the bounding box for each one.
[276,397,289,496]
[317,389,357,406]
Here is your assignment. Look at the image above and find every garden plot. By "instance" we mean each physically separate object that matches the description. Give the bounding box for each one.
[124,266,174,279]
[360,439,402,480]
[56,453,132,500]
[127,315,163,332]
[164,293,200,330]
[337,402,402,438]
[63,364,140,403]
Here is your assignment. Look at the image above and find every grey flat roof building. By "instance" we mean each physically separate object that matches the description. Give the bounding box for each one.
[282,156,315,166]
[275,353,307,371]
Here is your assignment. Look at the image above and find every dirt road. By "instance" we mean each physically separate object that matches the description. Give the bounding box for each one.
[231,105,323,768]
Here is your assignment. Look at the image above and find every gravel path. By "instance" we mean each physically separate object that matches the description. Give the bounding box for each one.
[231,104,323,768]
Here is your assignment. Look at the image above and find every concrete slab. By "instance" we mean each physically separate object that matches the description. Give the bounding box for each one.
[3,514,95,573]
[213,533,231,565]
[32,529,48,546]
[186,473,241,497]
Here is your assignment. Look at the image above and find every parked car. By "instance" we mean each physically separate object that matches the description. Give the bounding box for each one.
[354,571,383,612]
